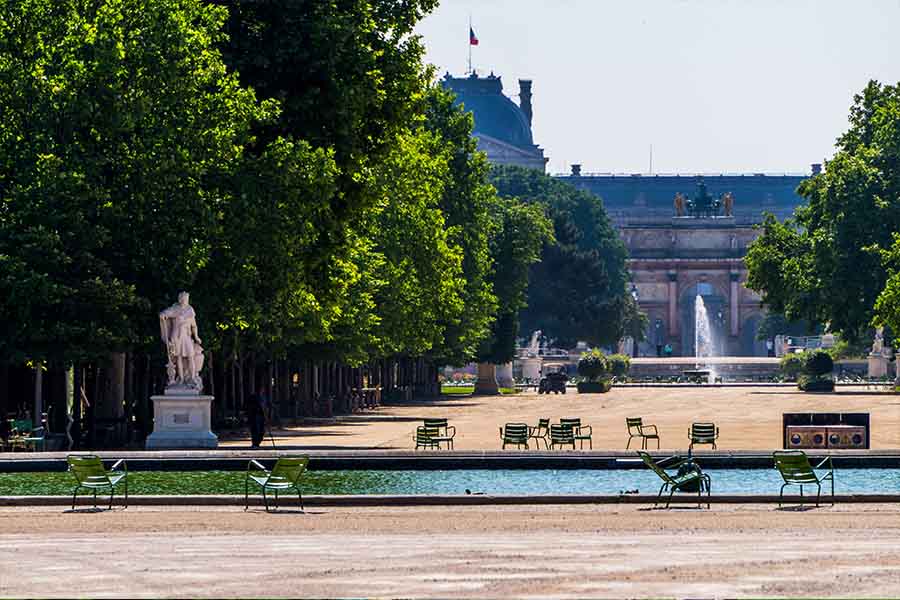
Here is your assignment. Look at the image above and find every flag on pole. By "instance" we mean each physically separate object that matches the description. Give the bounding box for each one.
[469,27,479,46]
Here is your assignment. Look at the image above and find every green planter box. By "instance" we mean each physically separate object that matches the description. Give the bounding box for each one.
[798,377,835,392]
[577,380,611,393]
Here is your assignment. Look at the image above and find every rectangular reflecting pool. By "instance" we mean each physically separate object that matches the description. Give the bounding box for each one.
[2,468,900,496]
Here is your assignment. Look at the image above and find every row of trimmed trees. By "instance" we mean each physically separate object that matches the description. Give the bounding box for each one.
[0,0,632,447]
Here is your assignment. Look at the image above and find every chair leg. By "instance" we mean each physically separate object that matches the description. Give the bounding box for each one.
[123,479,128,510]
[93,490,98,509]
[779,483,787,507]
[655,437,660,450]
[108,489,114,511]
[656,483,667,507]
[262,487,270,512]
[626,436,632,450]
[274,489,279,510]
[815,483,821,508]
[666,486,676,509]
[72,487,78,511]
[244,478,249,511]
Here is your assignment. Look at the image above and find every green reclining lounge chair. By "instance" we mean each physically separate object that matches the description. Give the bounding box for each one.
[773,450,834,507]
[638,451,710,508]
[67,455,128,510]
[245,456,309,512]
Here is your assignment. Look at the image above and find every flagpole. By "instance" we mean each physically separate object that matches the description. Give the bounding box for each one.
[467,15,472,74]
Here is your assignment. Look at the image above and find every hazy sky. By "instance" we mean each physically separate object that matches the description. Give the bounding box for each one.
[416,0,900,175]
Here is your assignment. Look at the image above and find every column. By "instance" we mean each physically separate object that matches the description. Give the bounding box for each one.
[730,271,740,337]
[667,270,678,336]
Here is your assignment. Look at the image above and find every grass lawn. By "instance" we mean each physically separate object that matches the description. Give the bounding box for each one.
[441,384,516,395]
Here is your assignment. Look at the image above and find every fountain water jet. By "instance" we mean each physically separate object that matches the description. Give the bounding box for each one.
[694,295,718,383]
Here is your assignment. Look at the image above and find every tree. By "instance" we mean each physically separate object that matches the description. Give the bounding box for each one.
[747,81,900,342]
[210,0,444,362]
[489,165,630,348]
[0,0,276,364]
[477,197,553,364]
[423,85,498,365]
[755,313,817,341]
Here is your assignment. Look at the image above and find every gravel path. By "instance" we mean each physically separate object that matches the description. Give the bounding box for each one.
[219,386,900,451]
[4,504,900,597]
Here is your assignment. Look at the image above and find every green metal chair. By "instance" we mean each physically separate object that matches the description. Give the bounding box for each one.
[67,455,128,510]
[638,451,710,508]
[423,418,456,449]
[626,417,659,450]
[499,423,529,449]
[528,418,550,449]
[689,422,719,450]
[560,418,592,449]
[549,423,576,450]
[245,456,309,511]
[773,450,834,507]
[9,419,45,451]
[414,426,441,450]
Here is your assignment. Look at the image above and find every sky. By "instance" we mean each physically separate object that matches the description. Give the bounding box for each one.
[415,0,900,175]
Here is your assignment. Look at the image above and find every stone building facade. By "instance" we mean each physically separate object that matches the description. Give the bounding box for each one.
[561,171,815,356]
[444,70,816,356]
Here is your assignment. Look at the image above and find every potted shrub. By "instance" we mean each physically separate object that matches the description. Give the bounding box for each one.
[798,349,835,392]
[779,352,805,381]
[607,354,631,383]
[577,349,612,393]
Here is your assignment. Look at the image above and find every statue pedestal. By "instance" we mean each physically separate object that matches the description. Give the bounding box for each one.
[868,353,889,378]
[474,362,500,395]
[519,357,542,382]
[146,394,218,449]
[495,362,514,389]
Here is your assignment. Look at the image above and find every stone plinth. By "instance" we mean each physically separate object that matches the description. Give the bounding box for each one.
[146,395,218,449]
[868,354,889,378]
[474,362,500,395]
[495,362,514,388]
[519,357,542,382]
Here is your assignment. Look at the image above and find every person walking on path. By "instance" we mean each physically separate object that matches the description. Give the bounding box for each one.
[245,385,269,448]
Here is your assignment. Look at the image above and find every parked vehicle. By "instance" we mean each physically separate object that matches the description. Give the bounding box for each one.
[538,363,568,394]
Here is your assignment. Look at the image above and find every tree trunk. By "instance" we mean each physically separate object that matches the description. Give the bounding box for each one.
[474,362,500,395]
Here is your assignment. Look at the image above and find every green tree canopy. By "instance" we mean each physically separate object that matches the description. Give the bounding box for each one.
[488,165,630,348]
[747,80,900,342]
[0,0,277,363]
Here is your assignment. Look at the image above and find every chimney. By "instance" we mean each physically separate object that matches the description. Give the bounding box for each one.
[571,164,582,176]
[518,79,533,127]
[811,163,822,175]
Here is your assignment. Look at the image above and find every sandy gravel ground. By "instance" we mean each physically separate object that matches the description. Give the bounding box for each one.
[219,386,900,451]
[3,504,900,598]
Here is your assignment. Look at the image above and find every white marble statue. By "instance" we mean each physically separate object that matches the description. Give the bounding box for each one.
[159,291,205,393]
[872,327,885,355]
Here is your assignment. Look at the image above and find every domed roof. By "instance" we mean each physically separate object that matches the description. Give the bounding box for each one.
[442,73,534,148]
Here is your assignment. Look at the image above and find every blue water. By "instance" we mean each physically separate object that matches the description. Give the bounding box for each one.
[315,468,900,495]
[6,468,900,496]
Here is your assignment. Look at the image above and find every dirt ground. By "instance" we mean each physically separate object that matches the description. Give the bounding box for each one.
[219,386,900,451]
[3,503,900,598]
